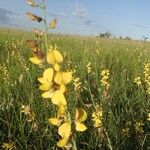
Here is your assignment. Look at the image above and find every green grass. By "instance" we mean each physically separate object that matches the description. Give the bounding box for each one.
[0,28,150,150]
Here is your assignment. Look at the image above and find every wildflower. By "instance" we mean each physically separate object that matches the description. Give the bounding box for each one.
[75,108,87,131]
[21,105,31,115]
[144,63,150,94]
[21,105,35,122]
[26,12,43,22]
[2,142,16,150]
[47,48,63,65]
[73,77,82,91]
[134,120,144,134]
[92,105,103,128]
[57,122,71,148]
[38,68,72,106]
[54,71,72,85]
[100,69,110,90]
[147,113,150,121]
[30,50,45,65]
[50,19,57,29]
[121,127,130,137]
[134,77,142,86]
[48,106,66,126]
[86,62,92,74]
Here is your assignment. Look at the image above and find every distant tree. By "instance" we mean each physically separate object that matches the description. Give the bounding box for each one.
[119,36,122,39]
[125,36,131,40]
[104,31,112,38]
[99,31,112,38]
[143,36,148,41]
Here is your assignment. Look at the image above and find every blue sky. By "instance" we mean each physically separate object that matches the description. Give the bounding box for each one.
[0,0,150,39]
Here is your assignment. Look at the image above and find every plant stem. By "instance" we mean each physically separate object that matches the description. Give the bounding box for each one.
[42,0,48,52]
[68,112,77,150]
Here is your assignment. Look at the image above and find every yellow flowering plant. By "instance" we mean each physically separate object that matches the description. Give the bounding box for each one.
[26,0,88,149]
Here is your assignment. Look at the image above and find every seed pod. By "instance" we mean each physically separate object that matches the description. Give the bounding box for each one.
[50,19,57,29]
[32,28,44,36]
[26,0,38,7]
[26,13,43,22]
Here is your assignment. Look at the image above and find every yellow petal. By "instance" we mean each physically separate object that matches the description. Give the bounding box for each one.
[59,84,67,93]
[62,72,72,84]
[38,68,54,84]
[30,57,42,65]
[76,108,87,122]
[75,122,87,132]
[58,122,71,138]
[54,71,62,85]
[58,106,66,116]
[39,83,50,91]
[47,50,63,65]
[54,71,72,85]
[50,19,57,29]
[57,138,69,148]
[51,90,66,106]
[42,90,54,98]
[48,118,60,126]
[54,63,61,71]
[43,68,54,83]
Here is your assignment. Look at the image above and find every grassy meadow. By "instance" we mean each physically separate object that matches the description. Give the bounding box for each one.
[0,28,150,150]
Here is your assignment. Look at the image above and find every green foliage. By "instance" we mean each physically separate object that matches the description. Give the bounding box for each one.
[0,28,150,149]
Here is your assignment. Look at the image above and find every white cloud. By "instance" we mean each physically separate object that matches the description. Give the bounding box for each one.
[48,12,69,17]
[73,3,88,18]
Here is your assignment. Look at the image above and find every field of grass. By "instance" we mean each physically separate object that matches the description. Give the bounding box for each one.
[0,28,150,150]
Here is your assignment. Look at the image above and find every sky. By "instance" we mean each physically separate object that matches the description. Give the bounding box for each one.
[0,0,150,39]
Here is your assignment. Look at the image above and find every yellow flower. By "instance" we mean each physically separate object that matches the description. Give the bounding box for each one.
[57,122,71,148]
[51,90,67,106]
[134,77,142,86]
[101,69,110,76]
[47,49,63,65]
[2,142,16,150]
[21,105,30,115]
[38,68,54,98]
[73,77,82,91]
[29,56,43,65]
[147,113,150,121]
[75,108,87,131]
[92,105,103,128]
[48,106,66,126]
[54,71,72,85]
[134,120,144,134]
[100,69,110,89]
[86,62,91,73]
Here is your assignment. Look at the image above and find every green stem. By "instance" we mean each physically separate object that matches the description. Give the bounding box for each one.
[42,0,48,52]
[68,112,77,150]
[104,129,113,150]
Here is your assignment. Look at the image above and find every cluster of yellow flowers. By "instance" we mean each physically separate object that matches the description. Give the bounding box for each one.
[1,63,9,85]
[73,77,82,91]
[100,69,110,90]
[134,76,142,86]
[2,142,16,150]
[21,105,35,122]
[92,105,103,128]
[121,121,131,137]
[29,44,88,148]
[144,63,150,94]
[134,120,144,134]
[21,105,38,131]
[86,62,92,74]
